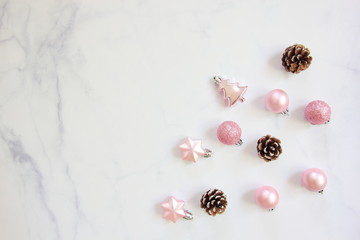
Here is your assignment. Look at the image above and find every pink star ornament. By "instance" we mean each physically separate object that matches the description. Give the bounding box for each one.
[161,196,193,223]
[179,137,212,163]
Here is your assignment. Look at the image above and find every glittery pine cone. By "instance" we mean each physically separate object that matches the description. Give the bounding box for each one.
[281,44,312,74]
[257,135,282,162]
[200,189,227,216]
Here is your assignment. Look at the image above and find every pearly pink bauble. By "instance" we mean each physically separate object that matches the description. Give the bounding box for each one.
[265,89,289,113]
[255,186,279,210]
[217,121,242,145]
[302,168,327,192]
[304,100,331,125]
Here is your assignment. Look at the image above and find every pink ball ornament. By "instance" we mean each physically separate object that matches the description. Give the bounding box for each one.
[302,168,327,193]
[255,186,279,210]
[265,89,289,114]
[217,121,242,145]
[304,100,331,125]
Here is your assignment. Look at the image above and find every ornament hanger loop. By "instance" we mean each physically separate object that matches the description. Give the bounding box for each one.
[213,76,222,84]
[280,109,289,115]
[235,139,243,146]
[203,148,213,158]
[183,210,193,220]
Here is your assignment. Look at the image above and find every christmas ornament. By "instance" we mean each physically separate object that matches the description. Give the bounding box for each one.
[161,196,193,223]
[255,186,279,210]
[265,89,289,114]
[214,76,248,106]
[217,121,243,145]
[302,168,327,193]
[200,189,227,216]
[257,135,282,162]
[179,137,212,163]
[282,44,313,73]
[304,100,331,125]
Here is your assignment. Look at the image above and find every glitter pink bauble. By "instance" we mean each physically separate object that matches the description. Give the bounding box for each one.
[302,168,327,192]
[255,186,279,210]
[264,89,289,113]
[217,121,241,145]
[304,100,331,125]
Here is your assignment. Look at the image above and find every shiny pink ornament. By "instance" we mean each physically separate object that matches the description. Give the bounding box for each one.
[265,89,289,114]
[304,100,331,125]
[217,121,242,145]
[302,168,327,193]
[255,186,279,210]
[161,196,193,223]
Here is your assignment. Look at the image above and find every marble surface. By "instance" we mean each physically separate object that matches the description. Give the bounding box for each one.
[0,0,359,239]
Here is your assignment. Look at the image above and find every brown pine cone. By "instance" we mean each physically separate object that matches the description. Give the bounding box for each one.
[200,189,227,216]
[257,135,282,162]
[281,44,312,74]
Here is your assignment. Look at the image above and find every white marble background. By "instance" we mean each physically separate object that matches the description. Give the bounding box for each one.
[0,0,359,239]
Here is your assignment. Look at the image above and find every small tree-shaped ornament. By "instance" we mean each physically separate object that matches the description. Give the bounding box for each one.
[214,76,248,107]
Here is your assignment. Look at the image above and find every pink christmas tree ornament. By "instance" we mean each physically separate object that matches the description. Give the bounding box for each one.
[214,76,248,107]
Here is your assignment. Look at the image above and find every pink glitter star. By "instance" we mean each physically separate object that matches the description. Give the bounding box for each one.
[179,137,206,162]
[161,196,186,223]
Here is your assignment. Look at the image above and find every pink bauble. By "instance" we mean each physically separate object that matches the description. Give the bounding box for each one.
[304,100,331,125]
[255,186,279,210]
[217,121,242,145]
[265,89,289,113]
[302,168,327,192]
